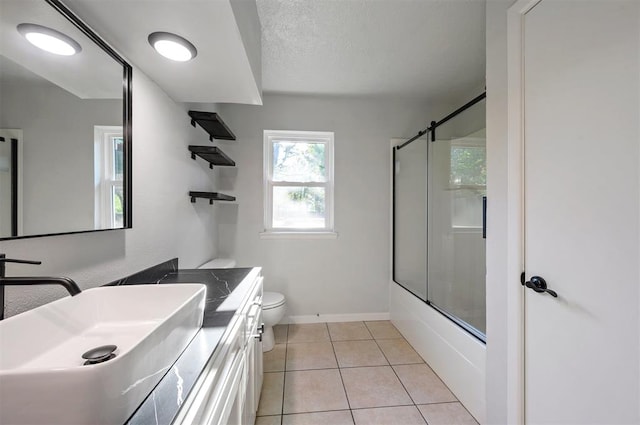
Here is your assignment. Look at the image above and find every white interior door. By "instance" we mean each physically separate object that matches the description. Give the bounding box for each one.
[520,1,640,423]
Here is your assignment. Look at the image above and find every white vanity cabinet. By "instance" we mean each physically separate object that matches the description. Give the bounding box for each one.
[243,284,264,425]
[173,270,264,425]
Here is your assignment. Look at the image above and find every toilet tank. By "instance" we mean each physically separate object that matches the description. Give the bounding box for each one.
[198,259,236,269]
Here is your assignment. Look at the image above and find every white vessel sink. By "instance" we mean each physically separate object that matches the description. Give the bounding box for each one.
[0,283,206,425]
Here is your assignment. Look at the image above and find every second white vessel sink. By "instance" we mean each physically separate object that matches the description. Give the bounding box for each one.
[0,283,206,425]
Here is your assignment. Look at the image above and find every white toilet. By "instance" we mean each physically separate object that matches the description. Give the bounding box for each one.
[261,291,286,352]
[198,258,286,352]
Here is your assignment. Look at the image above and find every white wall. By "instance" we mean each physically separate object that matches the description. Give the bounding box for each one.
[485,1,517,423]
[0,69,219,317]
[215,94,445,320]
[229,0,262,98]
[0,76,120,235]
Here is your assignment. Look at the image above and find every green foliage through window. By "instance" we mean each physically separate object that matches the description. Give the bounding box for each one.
[450,146,486,186]
[287,187,325,214]
[273,141,326,182]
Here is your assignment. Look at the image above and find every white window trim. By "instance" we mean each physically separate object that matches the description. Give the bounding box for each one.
[263,130,335,235]
[94,126,123,229]
[259,231,338,239]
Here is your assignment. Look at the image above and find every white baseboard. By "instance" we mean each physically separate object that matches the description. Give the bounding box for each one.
[284,312,390,324]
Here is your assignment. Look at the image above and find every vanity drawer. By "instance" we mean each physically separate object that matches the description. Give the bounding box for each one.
[244,276,263,342]
[172,316,244,425]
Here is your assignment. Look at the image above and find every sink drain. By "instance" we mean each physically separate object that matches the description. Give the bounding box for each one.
[82,345,117,365]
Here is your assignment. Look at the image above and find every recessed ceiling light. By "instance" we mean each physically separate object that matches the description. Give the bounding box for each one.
[17,23,82,56]
[148,32,197,62]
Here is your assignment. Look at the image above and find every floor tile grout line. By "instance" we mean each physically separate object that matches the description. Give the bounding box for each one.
[348,404,430,412]
[418,400,463,406]
[336,339,416,416]
[280,325,289,423]
[264,322,474,424]
[370,336,418,408]
[261,401,449,420]
[275,362,433,373]
[281,408,352,414]
[280,408,355,418]
[416,403,431,425]
[375,322,463,407]
[328,321,374,343]
[423,367,460,403]
[333,338,389,369]
[330,338,353,415]
[331,333,358,424]
[285,366,340,372]
[364,320,405,341]
[371,335,394,366]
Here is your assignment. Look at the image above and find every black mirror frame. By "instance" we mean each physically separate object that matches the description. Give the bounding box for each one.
[0,0,133,241]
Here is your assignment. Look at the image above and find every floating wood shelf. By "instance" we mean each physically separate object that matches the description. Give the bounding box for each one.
[188,146,235,168]
[188,111,236,141]
[189,191,236,204]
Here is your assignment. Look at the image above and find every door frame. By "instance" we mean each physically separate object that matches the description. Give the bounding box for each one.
[506,0,542,423]
[0,129,24,237]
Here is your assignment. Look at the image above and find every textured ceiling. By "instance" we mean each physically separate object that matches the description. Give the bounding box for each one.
[257,0,486,102]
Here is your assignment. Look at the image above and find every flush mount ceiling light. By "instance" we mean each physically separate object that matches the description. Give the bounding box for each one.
[17,23,82,56]
[148,32,197,62]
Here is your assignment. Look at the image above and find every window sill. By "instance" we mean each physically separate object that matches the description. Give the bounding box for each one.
[451,226,483,234]
[259,231,338,240]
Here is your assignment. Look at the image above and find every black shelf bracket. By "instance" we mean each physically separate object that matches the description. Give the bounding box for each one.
[188,145,235,167]
[189,191,236,204]
[188,111,236,141]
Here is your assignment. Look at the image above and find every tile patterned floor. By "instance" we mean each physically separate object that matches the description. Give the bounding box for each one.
[256,321,478,425]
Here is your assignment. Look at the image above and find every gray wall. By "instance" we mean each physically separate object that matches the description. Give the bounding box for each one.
[216,94,447,319]
[0,69,219,317]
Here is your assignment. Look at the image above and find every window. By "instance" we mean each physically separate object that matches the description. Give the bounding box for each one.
[263,130,334,235]
[94,126,124,229]
[449,131,486,229]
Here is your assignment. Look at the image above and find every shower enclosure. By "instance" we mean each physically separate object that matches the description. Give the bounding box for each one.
[393,95,486,340]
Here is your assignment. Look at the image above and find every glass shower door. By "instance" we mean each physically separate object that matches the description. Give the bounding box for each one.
[393,139,428,300]
[427,101,486,336]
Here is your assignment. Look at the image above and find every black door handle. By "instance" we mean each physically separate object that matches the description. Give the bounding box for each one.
[482,196,487,239]
[521,274,558,297]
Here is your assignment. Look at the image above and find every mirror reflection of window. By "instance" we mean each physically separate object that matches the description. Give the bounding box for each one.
[449,129,486,229]
[94,126,123,229]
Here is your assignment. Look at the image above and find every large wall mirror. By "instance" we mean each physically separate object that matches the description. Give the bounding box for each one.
[0,0,132,240]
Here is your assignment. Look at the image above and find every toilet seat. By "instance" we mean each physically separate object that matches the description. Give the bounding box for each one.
[263,292,285,309]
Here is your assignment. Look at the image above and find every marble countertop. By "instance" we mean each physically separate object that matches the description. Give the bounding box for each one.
[113,262,256,425]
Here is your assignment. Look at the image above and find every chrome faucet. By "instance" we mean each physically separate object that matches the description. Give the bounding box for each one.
[0,254,81,320]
